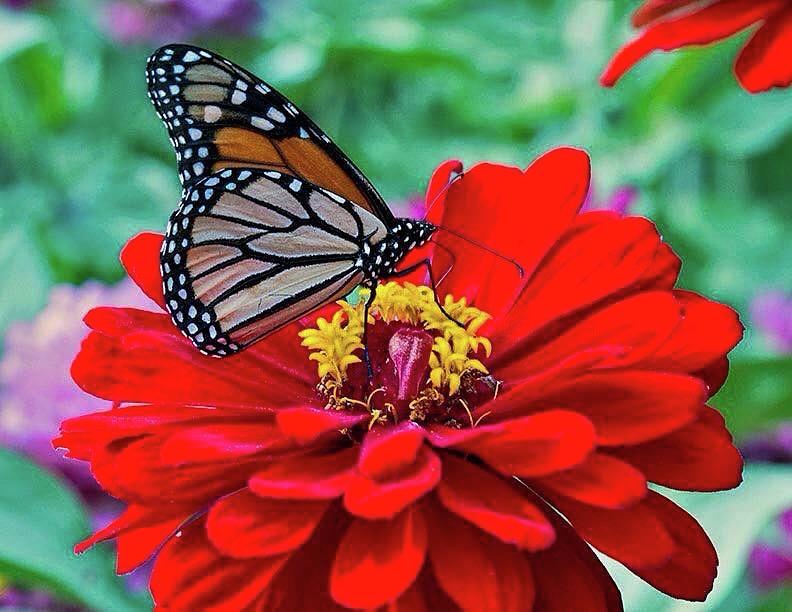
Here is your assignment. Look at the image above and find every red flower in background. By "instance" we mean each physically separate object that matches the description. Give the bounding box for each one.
[55,148,744,611]
[601,0,792,93]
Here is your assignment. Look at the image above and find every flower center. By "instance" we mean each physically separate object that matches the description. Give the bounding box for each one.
[299,282,500,428]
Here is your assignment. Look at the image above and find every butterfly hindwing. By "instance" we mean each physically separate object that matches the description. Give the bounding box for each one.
[161,167,388,356]
[146,44,395,226]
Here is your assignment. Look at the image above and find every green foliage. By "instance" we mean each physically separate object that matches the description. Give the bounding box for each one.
[0,448,150,610]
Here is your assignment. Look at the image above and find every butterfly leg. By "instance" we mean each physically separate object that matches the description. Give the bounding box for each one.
[361,283,377,382]
[389,259,465,329]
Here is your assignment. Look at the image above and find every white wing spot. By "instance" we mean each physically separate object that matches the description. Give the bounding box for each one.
[251,116,274,130]
[267,107,286,123]
[231,90,247,105]
[183,51,200,62]
[289,179,302,192]
[204,105,222,122]
[188,128,202,141]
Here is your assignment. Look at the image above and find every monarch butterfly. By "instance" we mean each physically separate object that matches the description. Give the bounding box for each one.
[147,44,446,357]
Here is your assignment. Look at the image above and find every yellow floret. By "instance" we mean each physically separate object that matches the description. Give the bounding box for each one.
[299,282,492,397]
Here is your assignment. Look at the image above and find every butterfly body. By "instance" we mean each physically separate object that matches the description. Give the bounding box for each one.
[148,44,437,357]
[359,219,435,288]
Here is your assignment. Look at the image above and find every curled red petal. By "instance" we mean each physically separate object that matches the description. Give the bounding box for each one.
[344,447,441,520]
[206,489,328,558]
[120,231,166,309]
[601,0,784,87]
[427,503,536,612]
[330,506,428,609]
[275,406,367,445]
[424,158,464,225]
[437,454,555,551]
[736,6,792,92]
[357,422,426,479]
[249,448,357,500]
[430,410,596,478]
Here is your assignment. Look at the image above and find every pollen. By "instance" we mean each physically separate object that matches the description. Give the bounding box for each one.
[298,282,492,402]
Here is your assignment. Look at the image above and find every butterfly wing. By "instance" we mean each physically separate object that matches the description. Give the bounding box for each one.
[161,167,388,356]
[146,44,395,227]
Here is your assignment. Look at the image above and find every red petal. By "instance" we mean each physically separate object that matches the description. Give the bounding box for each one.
[430,410,596,478]
[531,499,624,612]
[534,452,647,509]
[495,290,683,379]
[644,290,743,377]
[150,520,287,610]
[427,503,536,612]
[601,0,784,87]
[632,0,704,28]
[249,448,357,500]
[424,159,464,224]
[437,454,555,551]
[158,420,292,466]
[275,407,367,445]
[497,216,674,346]
[735,6,792,92]
[627,492,718,601]
[433,149,589,318]
[72,308,313,408]
[330,506,428,609]
[533,370,705,445]
[344,447,441,520]
[206,489,327,558]
[120,232,166,309]
[548,493,675,568]
[116,515,186,574]
[610,410,743,491]
[357,422,426,479]
[91,433,258,504]
[56,404,250,461]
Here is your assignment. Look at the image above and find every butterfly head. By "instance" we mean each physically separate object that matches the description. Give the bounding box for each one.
[361,219,435,285]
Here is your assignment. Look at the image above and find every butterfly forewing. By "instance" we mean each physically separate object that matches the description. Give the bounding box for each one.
[161,168,387,356]
[146,44,395,226]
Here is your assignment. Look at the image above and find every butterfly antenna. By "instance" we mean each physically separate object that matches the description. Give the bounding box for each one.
[421,169,465,222]
[433,224,525,278]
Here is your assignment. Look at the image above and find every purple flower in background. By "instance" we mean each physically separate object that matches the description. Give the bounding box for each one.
[103,0,263,44]
[751,291,792,353]
[581,184,638,215]
[0,278,151,490]
[749,509,792,590]
[390,194,425,219]
[741,423,792,464]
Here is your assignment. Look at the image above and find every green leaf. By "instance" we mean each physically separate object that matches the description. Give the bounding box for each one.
[0,9,48,62]
[602,464,792,611]
[713,357,792,440]
[0,224,50,337]
[0,448,149,611]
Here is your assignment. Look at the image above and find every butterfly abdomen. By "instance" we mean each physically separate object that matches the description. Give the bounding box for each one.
[361,219,435,286]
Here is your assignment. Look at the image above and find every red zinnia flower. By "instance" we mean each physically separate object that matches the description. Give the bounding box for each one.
[601,0,792,93]
[55,147,744,611]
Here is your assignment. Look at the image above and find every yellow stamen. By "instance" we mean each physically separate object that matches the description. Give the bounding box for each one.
[299,282,492,398]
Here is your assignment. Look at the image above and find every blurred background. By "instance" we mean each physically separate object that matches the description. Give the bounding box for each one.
[0,0,789,610]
